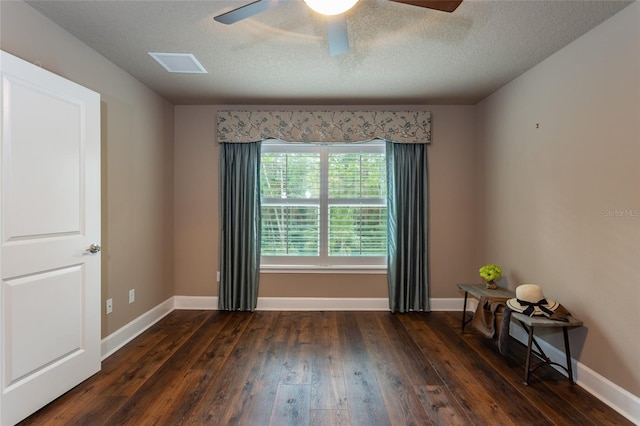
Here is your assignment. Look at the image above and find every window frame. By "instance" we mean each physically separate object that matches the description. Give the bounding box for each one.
[260,140,387,272]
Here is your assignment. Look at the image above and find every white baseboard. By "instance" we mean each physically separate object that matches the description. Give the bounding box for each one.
[257,297,388,311]
[102,296,638,424]
[101,297,174,360]
[577,362,640,424]
[174,296,387,311]
[173,296,469,311]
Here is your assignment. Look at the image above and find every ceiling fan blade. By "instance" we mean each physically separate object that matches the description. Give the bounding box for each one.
[326,14,349,57]
[214,0,288,25]
[388,0,463,13]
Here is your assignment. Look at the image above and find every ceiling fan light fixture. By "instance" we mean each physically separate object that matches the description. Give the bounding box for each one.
[303,0,359,16]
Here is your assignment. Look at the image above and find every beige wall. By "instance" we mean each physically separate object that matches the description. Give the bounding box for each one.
[174,105,480,299]
[477,3,639,396]
[0,1,175,337]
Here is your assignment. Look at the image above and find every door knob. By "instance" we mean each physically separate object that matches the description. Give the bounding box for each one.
[86,244,101,254]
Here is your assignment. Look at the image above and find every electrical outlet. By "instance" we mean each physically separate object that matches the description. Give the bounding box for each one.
[129,289,135,304]
[106,298,113,314]
[217,271,220,282]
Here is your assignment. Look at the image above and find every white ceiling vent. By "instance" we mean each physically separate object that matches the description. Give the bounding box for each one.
[148,52,207,74]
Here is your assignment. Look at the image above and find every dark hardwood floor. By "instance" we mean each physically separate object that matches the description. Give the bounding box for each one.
[20,310,631,425]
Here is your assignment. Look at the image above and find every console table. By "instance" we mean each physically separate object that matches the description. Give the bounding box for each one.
[457,283,515,333]
[457,283,583,385]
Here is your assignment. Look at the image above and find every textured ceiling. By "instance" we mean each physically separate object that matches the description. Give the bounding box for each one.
[24,0,634,105]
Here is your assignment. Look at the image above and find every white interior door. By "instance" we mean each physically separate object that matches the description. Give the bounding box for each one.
[0,50,101,425]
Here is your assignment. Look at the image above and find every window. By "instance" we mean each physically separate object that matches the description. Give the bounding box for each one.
[260,141,387,269]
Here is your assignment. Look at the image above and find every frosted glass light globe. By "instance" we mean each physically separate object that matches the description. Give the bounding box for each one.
[304,0,359,16]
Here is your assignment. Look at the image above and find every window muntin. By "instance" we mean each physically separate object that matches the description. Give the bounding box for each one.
[260,142,386,268]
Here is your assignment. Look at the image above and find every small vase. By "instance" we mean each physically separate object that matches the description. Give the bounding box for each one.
[485,280,497,289]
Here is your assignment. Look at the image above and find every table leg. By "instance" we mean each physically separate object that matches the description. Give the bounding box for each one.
[524,325,535,385]
[461,291,469,332]
[562,327,575,384]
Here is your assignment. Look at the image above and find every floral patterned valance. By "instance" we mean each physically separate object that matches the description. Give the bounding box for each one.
[217,110,431,144]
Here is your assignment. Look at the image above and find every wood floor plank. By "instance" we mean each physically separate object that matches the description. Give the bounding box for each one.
[280,312,314,385]
[18,310,633,426]
[269,384,311,426]
[222,311,286,426]
[379,312,448,386]
[335,312,393,425]
[357,312,433,425]
[310,311,348,411]
[381,313,473,424]
[311,355,348,411]
[336,311,369,363]
[343,360,392,426]
[309,409,351,426]
[398,313,518,425]
[18,395,128,426]
[183,311,273,424]
[311,311,341,353]
[414,384,470,426]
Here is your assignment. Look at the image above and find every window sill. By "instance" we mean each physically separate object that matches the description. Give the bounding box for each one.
[260,265,387,274]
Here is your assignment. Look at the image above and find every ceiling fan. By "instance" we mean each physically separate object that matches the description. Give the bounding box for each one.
[213,0,463,56]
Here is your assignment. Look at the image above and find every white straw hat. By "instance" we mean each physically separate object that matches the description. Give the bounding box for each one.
[506,284,559,317]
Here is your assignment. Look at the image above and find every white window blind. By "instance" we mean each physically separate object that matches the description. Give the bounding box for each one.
[260,142,387,268]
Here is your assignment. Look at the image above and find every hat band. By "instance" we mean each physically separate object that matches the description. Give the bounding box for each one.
[517,298,555,317]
